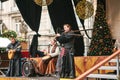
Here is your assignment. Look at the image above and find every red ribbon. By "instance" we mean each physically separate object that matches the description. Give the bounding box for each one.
[60,47,65,57]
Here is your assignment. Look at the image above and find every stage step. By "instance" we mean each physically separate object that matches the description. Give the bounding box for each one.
[60,78,74,80]
[98,66,119,70]
[109,59,120,62]
[87,58,120,80]
[87,74,118,79]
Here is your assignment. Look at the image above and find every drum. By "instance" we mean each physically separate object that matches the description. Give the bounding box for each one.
[22,60,36,77]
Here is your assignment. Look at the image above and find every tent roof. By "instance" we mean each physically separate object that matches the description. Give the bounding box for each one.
[0,37,10,48]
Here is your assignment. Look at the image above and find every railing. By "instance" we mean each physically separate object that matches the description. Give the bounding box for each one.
[75,49,120,80]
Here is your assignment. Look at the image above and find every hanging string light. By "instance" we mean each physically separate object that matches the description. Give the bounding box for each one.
[34,0,53,6]
[75,0,94,20]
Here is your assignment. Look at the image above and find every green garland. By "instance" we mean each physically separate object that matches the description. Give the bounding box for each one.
[2,30,17,38]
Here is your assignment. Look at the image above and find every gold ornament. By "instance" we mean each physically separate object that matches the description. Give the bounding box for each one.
[34,0,53,6]
[75,0,94,19]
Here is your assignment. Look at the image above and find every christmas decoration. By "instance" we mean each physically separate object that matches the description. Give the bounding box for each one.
[87,3,114,56]
[75,0,94,19]
[2,30,17,38]
[34,0,53,6]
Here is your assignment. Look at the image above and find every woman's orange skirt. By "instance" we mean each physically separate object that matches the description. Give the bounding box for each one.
[37,57,58,75]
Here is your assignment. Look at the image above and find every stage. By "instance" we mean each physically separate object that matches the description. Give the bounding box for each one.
[0,77,96,80]
[0,76,59,80]
[0,51,115,80]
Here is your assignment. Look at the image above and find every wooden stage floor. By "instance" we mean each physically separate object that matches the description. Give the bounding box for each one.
[0,75,74,80]
[0,76,76,80]
[0,76,60,80]
[0,76,97,80]
[0,56,110,80]
[0,77,97,80]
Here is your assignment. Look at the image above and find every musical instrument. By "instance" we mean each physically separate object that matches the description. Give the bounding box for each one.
[42,55,51,61]
[8,45,21,60]
[22,58,45,77]
[22,59,36,77]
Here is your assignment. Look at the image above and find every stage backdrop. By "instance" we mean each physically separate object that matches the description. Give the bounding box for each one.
[15,0,84,56]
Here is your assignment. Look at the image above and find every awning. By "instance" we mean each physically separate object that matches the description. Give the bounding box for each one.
[0,37,10,48]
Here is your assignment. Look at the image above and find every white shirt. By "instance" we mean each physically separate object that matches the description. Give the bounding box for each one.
[48,45,60,57]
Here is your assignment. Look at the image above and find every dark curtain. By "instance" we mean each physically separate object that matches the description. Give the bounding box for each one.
[15,0,42,57]
[0,0,8,2]
[48,0,79,31]
[48,0,84,56]
[73,0,85,56]
[29,34,40,57]
[73,0,92,39]
[15,0,42,32]
[73,0,85,30]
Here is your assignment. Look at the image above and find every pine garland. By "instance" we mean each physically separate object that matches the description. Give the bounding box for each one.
[2,30,17,38]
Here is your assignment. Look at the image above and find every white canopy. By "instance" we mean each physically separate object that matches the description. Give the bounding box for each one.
[0,37,11,48]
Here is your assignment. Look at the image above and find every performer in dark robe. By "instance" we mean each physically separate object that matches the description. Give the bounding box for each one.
[6,35,22,77]
[56,24,75,78]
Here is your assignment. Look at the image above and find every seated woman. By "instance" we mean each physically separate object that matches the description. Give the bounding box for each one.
[37,39,60,76]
